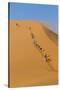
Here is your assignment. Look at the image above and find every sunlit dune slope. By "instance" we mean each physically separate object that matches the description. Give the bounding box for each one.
[8,20,58,87]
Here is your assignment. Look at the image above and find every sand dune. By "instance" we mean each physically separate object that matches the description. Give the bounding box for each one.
[8,20,58,87]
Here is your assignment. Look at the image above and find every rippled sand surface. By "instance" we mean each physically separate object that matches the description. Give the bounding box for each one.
[8,20,58,87]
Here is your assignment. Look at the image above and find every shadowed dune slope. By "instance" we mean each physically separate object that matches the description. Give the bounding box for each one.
[42,24,58,45]
[9,20,58,87]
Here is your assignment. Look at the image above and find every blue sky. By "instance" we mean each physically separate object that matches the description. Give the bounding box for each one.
[8,3,58,34]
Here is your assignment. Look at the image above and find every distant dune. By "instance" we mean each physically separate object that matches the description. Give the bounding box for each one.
[8,20,58,87]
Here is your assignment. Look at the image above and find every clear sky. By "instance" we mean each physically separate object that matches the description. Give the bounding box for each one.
[8,3,58,34]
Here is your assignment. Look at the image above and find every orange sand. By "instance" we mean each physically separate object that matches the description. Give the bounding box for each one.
[8,20,58,87]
